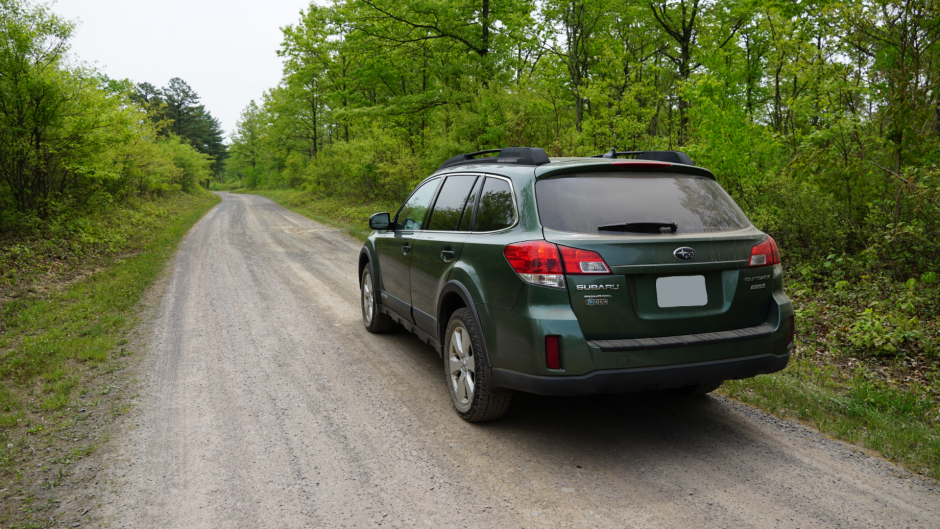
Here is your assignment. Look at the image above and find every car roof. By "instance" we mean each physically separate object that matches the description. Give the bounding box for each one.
[431,156,716,181]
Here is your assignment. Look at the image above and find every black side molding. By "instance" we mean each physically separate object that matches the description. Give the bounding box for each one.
[589,323,775,352]
[378,305,441,353]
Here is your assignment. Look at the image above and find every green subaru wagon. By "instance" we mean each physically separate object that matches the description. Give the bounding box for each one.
[358,147,793,422]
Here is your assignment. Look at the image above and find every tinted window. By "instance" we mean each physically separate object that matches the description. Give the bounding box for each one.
[396,178,440,230]
[427,175,478,231]
[475,177,515,232]
[457,177,483,231]
[536,174,751,234]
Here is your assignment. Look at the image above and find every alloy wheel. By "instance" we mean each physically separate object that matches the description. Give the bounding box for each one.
[362,271,375,325]
[448,325,475,411]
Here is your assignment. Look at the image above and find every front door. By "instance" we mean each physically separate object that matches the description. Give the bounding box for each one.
[374,177,441,321]
[409,174,481,334]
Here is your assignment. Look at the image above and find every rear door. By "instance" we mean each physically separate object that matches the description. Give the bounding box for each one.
[409,174,480,334]
[374,177,440,320]
[536,173,774,340]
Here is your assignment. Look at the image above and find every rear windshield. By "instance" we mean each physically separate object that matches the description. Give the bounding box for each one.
[536,173,751,234]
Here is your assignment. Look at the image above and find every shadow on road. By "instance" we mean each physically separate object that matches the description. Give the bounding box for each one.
[393,327,787,474]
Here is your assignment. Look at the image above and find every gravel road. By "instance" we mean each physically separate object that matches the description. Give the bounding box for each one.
[96,192,939,528]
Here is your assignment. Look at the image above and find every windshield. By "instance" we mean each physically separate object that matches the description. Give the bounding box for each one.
[536,173,752,235]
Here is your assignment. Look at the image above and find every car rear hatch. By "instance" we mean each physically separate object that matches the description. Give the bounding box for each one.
[536,170,777,341]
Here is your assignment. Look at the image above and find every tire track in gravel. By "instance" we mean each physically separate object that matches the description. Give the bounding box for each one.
[95,192,940,529]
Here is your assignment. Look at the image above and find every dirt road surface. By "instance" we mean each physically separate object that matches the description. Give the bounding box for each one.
[94,193,939,528]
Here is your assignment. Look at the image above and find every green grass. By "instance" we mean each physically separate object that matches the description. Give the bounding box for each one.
[0,191,220,527]
[722,356,940,479]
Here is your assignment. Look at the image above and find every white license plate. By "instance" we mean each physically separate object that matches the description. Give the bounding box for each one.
[656,275,708,308]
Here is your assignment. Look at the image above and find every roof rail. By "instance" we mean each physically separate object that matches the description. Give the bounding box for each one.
[591,150,695,166]
[438,147,551,171]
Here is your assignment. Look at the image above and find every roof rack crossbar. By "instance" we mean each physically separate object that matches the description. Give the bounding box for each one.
[590,149,695,166]
[438,147,551,171]
[462,149,503,159]
[590,150,646,158]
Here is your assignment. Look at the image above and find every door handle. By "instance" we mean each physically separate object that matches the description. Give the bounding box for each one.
[401,243,412,255]
[440,247,456,262]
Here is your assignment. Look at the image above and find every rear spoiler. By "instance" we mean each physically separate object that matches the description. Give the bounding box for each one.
[536,159,716,181]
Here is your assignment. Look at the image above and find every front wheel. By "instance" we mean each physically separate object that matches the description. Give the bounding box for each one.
[361,267,395,333]
[444,308,512,422]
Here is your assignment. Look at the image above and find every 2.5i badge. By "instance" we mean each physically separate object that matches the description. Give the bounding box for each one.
[586,298,609,306]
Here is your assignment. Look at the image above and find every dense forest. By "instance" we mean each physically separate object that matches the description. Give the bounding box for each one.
[0,0,226,232]
[230,0,940,359]
[229,0,938,261]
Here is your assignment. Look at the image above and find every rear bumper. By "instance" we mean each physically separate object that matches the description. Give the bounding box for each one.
[491,352,790,396]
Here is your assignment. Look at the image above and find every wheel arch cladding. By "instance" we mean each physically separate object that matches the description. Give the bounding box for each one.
[437,281,508,392]
[358,248,373,284]
[437,290,468,344]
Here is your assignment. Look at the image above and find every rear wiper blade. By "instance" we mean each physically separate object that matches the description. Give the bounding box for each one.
[598,222,678,233]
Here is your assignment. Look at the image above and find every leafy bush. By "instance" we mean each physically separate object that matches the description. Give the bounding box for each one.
[846,309,924,356]
[158,135,214,193]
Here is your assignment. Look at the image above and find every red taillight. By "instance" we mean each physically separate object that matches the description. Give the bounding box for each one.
[504,241,565,288]
[558,245,611,275]
[504,240,563,274]
[749,235,781,267]
[546,336,561,369]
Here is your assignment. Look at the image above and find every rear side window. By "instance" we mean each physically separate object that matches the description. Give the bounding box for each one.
[396,178,440,230]
[475,177,515,232]
[427,174,478,231]
[457,177,483,231]
[536,174,751,234]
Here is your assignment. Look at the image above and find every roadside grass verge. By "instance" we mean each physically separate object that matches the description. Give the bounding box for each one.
[722,355,940,479]
[0,192,219,527]
[245,187,940,482]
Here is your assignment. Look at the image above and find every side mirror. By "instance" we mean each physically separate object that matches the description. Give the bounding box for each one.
[369,212,391,230]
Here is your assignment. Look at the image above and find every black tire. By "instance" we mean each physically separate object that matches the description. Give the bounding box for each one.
[671,380,723,396]
[443,308,512,422]
[361,267,395,333]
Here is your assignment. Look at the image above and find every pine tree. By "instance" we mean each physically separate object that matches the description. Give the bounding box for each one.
[136,78,228,179]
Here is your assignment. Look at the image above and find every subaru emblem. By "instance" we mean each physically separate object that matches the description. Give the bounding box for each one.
[674,247,696,261]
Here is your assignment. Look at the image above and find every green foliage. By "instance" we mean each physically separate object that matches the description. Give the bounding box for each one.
[132,78,228,178]
[0,0,219,231]
[157,135,214,194]
[847,309,924,356]
[0,0,109,213]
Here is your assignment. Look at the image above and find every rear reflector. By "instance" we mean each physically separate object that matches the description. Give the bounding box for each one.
[504,241,565,289]
[749,235,781,267]
[546,336,561,369]
[788,315,795,346]
[558,245,611,275]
